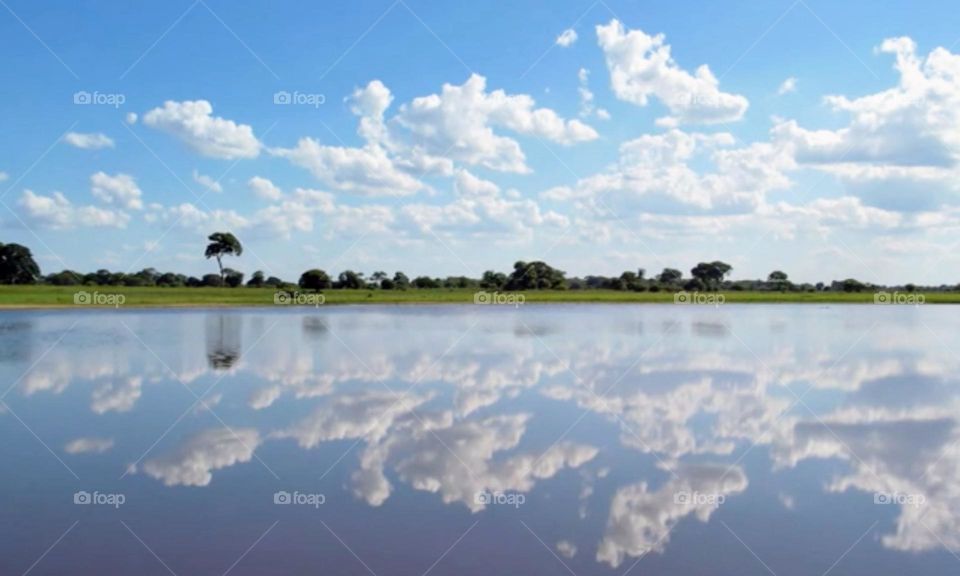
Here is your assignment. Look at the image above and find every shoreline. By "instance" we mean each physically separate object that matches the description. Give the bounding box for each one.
[0,286,951,309]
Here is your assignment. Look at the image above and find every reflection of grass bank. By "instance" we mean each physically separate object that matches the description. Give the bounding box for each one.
[0,286,958,307]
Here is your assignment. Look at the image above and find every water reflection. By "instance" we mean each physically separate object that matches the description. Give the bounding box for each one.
[205,314,242,370]
[2,306,960,574]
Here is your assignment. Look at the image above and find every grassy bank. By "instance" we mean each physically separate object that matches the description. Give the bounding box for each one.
[0,285,955,308]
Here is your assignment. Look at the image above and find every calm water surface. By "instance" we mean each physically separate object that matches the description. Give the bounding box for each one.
[1,305,958,575]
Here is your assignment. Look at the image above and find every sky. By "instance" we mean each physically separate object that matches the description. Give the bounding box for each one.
[2,0,960,284]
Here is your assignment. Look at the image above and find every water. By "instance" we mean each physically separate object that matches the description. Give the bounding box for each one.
[1,305,958,575]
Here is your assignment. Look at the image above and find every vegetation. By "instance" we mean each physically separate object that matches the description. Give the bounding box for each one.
[0,235,957,307]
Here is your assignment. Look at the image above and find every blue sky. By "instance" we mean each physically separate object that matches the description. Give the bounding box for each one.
[2,0,959,284]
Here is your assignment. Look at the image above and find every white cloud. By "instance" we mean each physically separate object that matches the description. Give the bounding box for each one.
[19,190,130,229]
[248,176,282,201]
[778,76,798,95]
[125,112,138,125]
[543,128,793,214]
[64,132,114,150]
[596,19,749,126]
[272,138,425,196]
[91,171,143,210]
[143,100,261,159]
[556,28,578,47]
[396,74,597,173]
[192,170,222,194]
[771,37,960,211]
[143,428,261,487]
[91,377,142,414]
[64,437,114,454]
[556,540,577,558]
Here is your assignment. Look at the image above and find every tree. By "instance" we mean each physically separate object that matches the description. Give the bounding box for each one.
[767,270,790,292]
[392,272,410,290]
[690,261,732,290]
[223,268,244,288]
[299,269,332,292]
[204,232,243,285]
[47,270,82,286]
[370,271,388,288]
[247,270,266,287]
[337,270,364,289]
[413,276,439,289]
[201,273,223,287]
[657,268,683,285]
[0,243,41,284]
[504,261,566,291]
[480,270,507,290]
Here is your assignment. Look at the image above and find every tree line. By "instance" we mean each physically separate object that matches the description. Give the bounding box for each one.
[0,234,941,293]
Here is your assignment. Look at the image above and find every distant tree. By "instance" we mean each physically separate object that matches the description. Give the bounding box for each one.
[904,283,917,293]
[480,270,507,290]
[186,276,203,287]
[690,261,732,290]
[413,276,439,289]
[380,278,396,290]
[299,269,332,292]
[840,278,866,293]
[201,273,223,287]
[657,268,683,285]
[0,243,41,284]
[337,270,364,289]
[46,270,82,286]
[767,270,790,292]
[504,261,565,290]
[157,272,185,287]
[223,268,244,288]
[204,232,243,285]
[264,276,285,287]
[247,270,266,288]
[370,271,388,288]
[392,272,410,290]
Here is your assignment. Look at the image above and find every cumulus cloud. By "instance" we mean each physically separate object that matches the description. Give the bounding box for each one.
[91,377,142,414]
[64,437,114,454]
[143,427,262,487]
[91,171,143,210]
[143,100,261,159]
[192,170,222,194]
[542,128,793,214]
[596,19,749,126]
[248,176,282,200]
[396,74,597,173]
[556,29,578,47]
[19,190,130,229]
[64,132,114,150]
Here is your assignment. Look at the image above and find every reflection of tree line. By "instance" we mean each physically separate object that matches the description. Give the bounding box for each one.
[204,313,328,370]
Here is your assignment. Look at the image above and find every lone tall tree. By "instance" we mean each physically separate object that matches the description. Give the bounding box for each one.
[205,232,243,285]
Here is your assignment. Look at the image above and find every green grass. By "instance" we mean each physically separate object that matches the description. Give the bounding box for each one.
[0,285,957,308]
